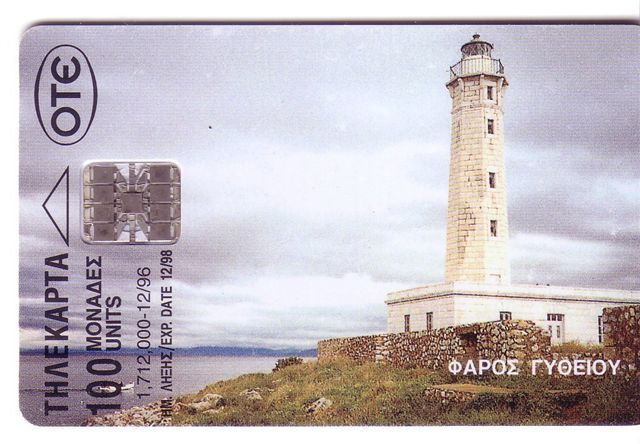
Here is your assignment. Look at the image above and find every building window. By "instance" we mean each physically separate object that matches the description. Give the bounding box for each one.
[598,315,603,344]
[499,311,512,321]
[490,219,497,237]
[404,314,410,332]
[547,313,565,339]
[487,119,494,134]
[489,172,496,189]
[426,312,433,330]
[487,86,493,100]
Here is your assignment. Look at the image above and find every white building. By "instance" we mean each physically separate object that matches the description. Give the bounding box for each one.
[386,35,639,345]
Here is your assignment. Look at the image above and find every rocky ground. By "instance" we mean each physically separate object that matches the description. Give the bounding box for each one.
[84,401,168,426]
[84,389,332,426]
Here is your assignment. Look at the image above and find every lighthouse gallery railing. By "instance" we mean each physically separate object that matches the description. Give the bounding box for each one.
[449,58,504,79]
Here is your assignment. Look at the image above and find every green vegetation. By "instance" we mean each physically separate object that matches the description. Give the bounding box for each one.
[551,340,603,355]
[431,383,514,394]
[173,358,640,426]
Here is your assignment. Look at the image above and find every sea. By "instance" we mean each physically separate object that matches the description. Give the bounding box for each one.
[20,353,294,426]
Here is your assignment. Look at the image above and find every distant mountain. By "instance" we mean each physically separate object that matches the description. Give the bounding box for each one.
[179,346,317,357]
[20,346,317,357]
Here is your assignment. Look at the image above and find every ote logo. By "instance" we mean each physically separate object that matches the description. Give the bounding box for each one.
[34,44,97,146]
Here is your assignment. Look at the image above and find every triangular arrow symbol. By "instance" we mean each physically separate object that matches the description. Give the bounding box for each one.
[42,166,69,246]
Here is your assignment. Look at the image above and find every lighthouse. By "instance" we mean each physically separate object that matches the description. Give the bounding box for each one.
[445,34,510,285]
[385,34,639,344]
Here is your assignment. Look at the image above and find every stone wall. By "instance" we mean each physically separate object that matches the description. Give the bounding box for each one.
[316,333,381,365]
[318,320,550,369]
[603,305,640,374]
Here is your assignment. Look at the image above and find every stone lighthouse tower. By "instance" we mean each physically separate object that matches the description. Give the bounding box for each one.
[444,34,510,284]
[385,34,639,341]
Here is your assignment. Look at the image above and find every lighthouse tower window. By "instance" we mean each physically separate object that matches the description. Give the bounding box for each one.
[489,172,496,188]
[490,220,497,237]
[487,86,494,100]
[487,119,495,134]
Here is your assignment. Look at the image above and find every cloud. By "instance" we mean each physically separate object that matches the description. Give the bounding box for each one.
[511,232,638,288]
[171,273,403,348]
[21,273,414,349]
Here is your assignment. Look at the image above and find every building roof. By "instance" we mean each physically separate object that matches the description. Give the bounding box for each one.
[386,281,640,305]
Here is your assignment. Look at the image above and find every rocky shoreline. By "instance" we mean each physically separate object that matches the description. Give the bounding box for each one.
[84,401,169,426]
[84,357,310,426]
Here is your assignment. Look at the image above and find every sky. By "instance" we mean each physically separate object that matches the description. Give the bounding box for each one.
[19,24,640,349]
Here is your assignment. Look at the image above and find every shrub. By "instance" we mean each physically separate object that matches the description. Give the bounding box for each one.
[273,356,304,372]
[577,376,640,425]
[468,391,560,421]
[551,340,603,355]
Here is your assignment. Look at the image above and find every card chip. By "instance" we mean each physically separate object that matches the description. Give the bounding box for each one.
[82,161,181,244]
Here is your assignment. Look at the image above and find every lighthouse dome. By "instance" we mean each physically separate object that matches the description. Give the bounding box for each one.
[461,34,494,58]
